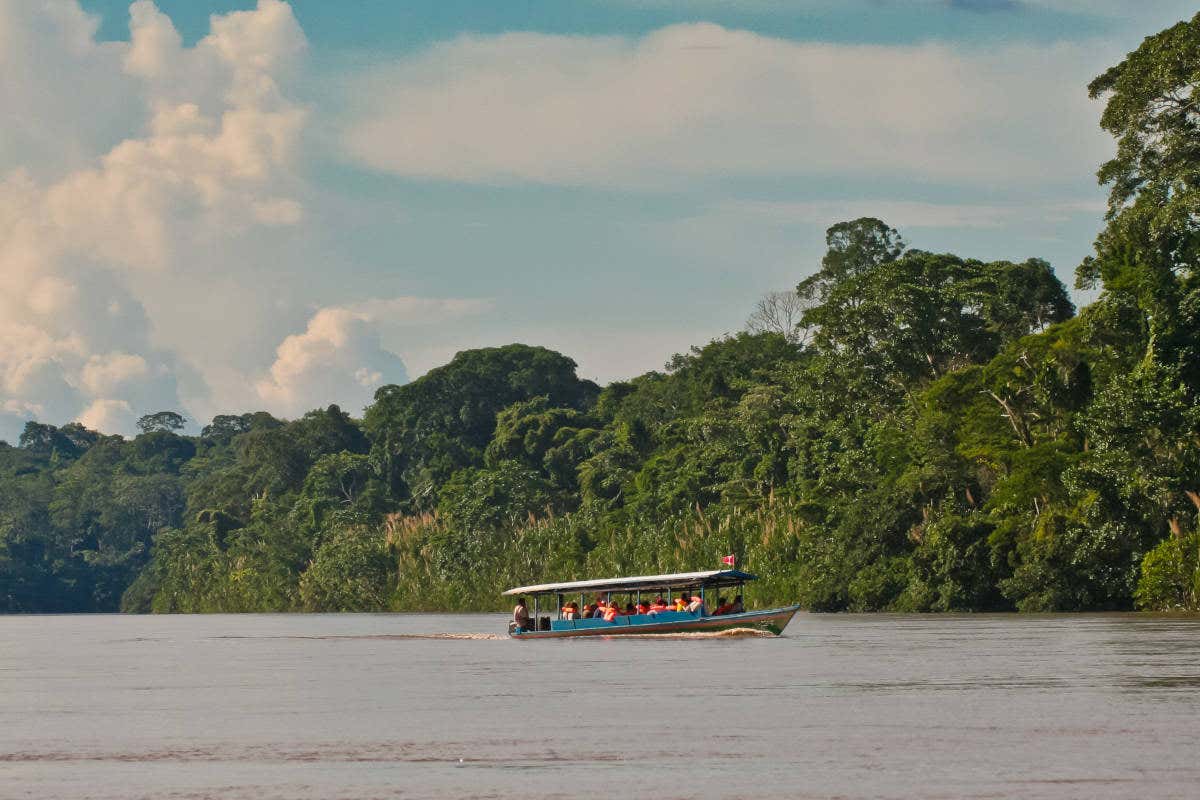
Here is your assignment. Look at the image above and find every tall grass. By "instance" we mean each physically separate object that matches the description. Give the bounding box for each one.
[382,499,815,612]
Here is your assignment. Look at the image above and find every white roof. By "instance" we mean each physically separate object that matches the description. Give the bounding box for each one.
[502,569,757,596]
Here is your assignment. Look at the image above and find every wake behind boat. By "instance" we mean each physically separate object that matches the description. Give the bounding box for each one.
[503,569,799,639]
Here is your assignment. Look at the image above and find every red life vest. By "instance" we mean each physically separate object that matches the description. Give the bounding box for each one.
[602,605,619,622]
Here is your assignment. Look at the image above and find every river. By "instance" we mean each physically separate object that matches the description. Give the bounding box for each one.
[2,612,1199,799]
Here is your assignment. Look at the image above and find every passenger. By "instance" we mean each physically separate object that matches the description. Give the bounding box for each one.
[686,593,706,615]
[730,595,744,614]
[513,597,532,631]
[582,603,596,619]
[673,595,688,612]
[714,596,733,615]
[649,596,668,612]
[636,601,650,614]
[562,601,579,621]
[602,602,620,622]
[625,602,637,616]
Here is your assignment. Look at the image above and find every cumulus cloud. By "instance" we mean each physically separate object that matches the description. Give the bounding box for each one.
[77,398,136,434]
[0,0,308,441]
[255,297,491,419]
[341,24,1113,189]
[0,1,136,178]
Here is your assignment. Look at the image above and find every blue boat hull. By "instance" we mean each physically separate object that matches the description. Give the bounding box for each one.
[510,604,801,639]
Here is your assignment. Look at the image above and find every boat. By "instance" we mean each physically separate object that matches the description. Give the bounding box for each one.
[502,569,800,639]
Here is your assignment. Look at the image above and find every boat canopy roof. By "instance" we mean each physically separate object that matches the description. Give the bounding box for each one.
[502,569,757,597]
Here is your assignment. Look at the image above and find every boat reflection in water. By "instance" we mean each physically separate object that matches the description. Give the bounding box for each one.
[504,570,799,639]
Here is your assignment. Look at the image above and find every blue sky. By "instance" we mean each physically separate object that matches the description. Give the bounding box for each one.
[0,1,1195,439]
[82,1,1117,49]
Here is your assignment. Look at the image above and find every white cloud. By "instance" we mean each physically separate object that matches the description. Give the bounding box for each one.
[79,352,150,397]
[342,24,1114,189]
[252,197,304,225]
[0,0,308,441]
[76,398,135,434]
[255,296,491,419]
[0,1,135,179]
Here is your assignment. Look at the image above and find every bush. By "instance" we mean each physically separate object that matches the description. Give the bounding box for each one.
[299,525,395,611]
[1135,533,1200,611]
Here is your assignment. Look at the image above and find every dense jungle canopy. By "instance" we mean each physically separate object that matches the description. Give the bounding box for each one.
[3,16,1200,614]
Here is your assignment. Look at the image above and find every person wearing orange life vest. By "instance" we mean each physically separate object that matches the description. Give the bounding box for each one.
[562,601,579,620]
[673,595,688,612]
[686,593,706,615]
[649,596,668,612]
[602,602,620,622]
[636,601,650,614]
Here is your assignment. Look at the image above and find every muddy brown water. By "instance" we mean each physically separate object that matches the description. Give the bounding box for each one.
[2,612,1199,799]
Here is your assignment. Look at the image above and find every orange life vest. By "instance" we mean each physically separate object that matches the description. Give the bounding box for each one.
[602,605,619,622]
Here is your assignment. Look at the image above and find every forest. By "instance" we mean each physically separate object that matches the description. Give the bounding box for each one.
[2,17,1199,615]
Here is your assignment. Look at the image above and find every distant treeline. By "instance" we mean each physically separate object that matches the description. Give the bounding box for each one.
[2,17,1200,614]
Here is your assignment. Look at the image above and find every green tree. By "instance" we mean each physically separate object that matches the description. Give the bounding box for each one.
[797,217,906,304]
[364,345,599,507]
[137,411,186,434]
[1081,13,1200,386]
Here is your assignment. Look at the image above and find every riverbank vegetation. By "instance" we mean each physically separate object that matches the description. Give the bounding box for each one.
[3,17,1200,614]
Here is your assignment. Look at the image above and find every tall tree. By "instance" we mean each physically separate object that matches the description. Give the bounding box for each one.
[1081,13,1200,384]
[137,412,186,434]
[797,217,906,304]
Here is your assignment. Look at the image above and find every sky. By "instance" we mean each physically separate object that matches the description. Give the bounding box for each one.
[0,0,1194,441]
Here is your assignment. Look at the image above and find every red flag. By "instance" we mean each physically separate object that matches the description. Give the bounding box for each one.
[721,554,736,566]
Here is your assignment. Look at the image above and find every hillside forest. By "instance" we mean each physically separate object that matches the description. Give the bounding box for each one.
[2,17,1200,614]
